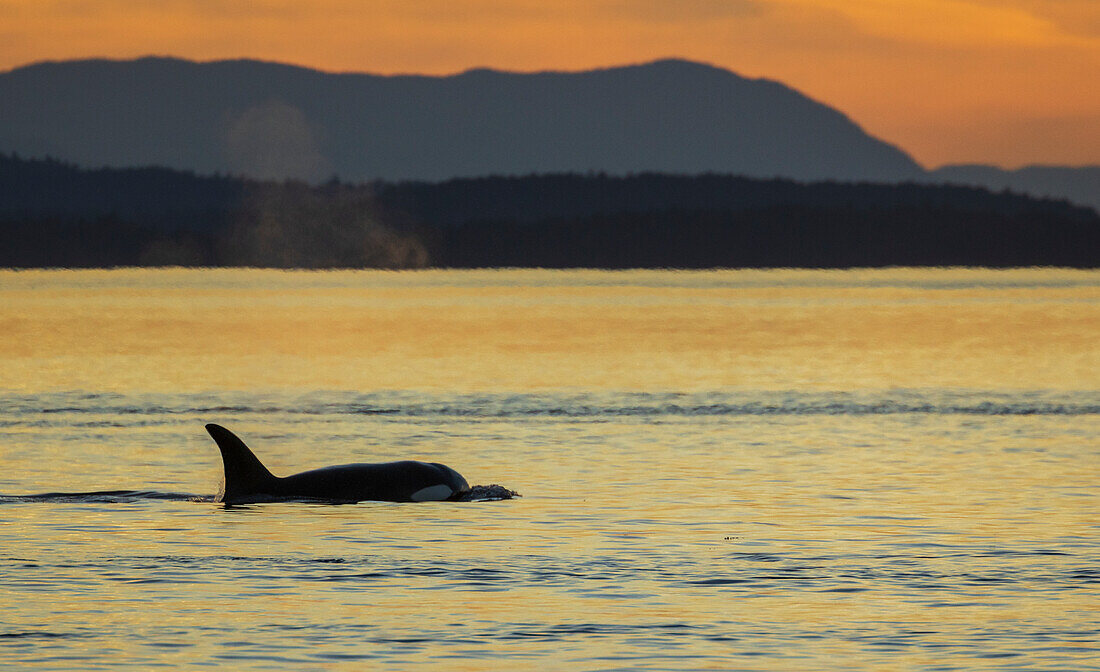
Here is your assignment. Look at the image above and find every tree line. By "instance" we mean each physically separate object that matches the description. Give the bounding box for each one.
[2,153,1097,268]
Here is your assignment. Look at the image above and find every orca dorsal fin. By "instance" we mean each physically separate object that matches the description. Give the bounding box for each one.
[205,424,278,503]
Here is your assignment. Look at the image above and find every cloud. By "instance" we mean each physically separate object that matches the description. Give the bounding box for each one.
[977,0,1100,40]
[775,0,1098,49]
[599,0,764,23]
[25,0,302,18]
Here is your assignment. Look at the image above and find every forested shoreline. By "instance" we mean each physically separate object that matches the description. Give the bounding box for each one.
[2,154,1098,268]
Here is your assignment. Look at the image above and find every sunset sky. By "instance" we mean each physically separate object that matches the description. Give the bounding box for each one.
[2,0,1098,168]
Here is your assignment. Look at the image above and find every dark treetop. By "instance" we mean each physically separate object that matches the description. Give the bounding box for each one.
[2,154,1097,269]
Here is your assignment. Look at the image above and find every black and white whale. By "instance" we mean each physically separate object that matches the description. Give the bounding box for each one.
[205,423,471,504]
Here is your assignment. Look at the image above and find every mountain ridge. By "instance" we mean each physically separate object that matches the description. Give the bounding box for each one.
[2,56,1096,209]
[0,56,922,183]
[925,164,1100,211]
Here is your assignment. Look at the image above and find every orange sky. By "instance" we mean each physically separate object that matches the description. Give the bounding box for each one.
[2,0,1098,168]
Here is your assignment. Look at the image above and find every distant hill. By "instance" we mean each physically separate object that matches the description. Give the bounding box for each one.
[2,154,1097,269]
[3,57,1098,210]
[0,56,923,183]
[927,165,1100,212]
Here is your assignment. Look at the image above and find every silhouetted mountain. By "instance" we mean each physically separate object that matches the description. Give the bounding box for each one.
[0,56,922,183]
[2,154,1097,269]
[927,165,1100,212]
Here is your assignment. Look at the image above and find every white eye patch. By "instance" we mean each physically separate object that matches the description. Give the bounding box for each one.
[409,484,453,502]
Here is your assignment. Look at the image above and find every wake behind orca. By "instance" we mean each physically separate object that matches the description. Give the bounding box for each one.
[205,424,514,504]
[0,490,208,504]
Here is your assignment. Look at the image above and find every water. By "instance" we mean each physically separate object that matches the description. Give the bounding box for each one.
[1,269,1098,670]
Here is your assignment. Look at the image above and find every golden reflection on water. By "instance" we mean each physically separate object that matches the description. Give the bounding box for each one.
[2,268,1099,669]
[1,268,1098,392]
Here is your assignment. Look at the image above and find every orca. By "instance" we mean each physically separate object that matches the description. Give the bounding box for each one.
[205,423,470,504]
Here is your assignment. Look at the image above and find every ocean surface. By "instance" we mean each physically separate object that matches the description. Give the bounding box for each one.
[1,268,1097,670]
